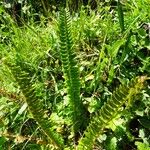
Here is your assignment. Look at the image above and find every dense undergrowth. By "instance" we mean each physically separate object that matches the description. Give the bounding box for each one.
[0,0,150,150]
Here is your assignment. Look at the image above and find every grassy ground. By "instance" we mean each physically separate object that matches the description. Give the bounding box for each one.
[0,1,150,149]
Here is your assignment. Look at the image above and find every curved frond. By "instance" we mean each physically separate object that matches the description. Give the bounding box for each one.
[77,76,147,150]
[9,58,64,149]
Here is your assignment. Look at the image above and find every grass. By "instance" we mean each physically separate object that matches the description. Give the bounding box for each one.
[0,1,150,149]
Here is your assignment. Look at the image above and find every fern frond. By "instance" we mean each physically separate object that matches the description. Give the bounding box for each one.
[9,58,64,149]
[59,8,86,140]
[77,76,147,150]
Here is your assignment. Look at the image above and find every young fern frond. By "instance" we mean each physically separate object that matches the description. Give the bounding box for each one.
[59,8,86,140]
[77,76,147,150]
[9,58,64,149]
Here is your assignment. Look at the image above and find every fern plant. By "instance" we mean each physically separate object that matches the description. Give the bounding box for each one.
[77,76,147,149]
[8,57,64,149]
[59,8,87,142]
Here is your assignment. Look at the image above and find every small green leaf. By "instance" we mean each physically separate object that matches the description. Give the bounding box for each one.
[139,129,145,139]
[138,117,150,129]
[135,141,150,150]
[0,137,6,149]
[135,110,144,116]
[108,39,125,58]
[107,137,117,150]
